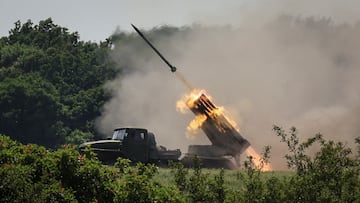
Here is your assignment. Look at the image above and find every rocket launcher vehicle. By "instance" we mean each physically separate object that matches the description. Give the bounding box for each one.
[180,91,251,168]
[132,24,251,168]
[187,93,250,156]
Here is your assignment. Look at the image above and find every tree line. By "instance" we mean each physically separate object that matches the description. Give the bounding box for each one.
[0,18,118,147]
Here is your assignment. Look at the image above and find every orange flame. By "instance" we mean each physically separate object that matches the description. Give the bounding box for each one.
[186,114,207,139]
[245,146,272,171]
[188,114,207,132]
[177,89,240,135]
[176,100,188,114]
[176,89,203,114]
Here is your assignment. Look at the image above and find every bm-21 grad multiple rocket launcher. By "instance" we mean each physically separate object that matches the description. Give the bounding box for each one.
[182,93,250,168]
[131,24,250,168]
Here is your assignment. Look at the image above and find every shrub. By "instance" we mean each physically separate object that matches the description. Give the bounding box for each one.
[273,125,360,202]
[114,158,184,203]
[0,164,34,202]
[171,157,229,203]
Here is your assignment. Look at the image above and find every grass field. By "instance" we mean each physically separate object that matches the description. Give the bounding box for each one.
[154,168,294,189]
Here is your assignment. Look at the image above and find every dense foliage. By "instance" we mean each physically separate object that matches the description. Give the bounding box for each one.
[0,18,117,147]
[0,134,183,202]
[1,126,359,202]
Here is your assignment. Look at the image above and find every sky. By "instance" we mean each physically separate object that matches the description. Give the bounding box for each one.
[0,0,243,42]
[1,0,359,42]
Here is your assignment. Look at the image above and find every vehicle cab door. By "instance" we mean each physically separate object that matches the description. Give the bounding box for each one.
[121,128,149,162]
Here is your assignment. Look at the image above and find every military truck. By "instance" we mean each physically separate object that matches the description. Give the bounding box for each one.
[78,127,181,165]
[181,93,251,169]
[131,24,251,169]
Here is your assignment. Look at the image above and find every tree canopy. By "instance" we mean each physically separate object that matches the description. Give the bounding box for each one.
[0,18,117,147]
[0,18,186,148]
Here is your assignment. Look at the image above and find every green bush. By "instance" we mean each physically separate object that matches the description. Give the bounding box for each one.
[0,135,115,203]
[0,135,185,202]
[273,125,360,202]
[36,182,77,203]
[1,127,359,202]
[0,164,34,202]
[114,158,184,203]
[170,157,228,203]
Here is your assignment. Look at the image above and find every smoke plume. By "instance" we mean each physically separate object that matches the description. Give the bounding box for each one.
[96,2,360,170]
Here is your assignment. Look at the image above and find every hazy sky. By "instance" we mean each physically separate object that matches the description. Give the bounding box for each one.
[1,0,359,42]
[0,0,243,41]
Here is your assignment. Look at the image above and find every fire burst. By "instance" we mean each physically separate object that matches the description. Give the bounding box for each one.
[177,89,272,171]
[177,89,211,132]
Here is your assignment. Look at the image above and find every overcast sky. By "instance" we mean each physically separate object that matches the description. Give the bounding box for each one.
[1,0,360,42]
[0,0,244,42]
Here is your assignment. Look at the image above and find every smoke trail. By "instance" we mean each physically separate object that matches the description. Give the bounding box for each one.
[175,71,194,91]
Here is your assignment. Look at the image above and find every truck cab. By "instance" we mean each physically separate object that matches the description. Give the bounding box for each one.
[114,128,149,162]
[78,128,181,165]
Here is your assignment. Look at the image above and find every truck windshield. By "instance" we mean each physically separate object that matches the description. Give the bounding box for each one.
[112,129,127,140]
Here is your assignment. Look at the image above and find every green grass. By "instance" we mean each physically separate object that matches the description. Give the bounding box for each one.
[154,168,294,189]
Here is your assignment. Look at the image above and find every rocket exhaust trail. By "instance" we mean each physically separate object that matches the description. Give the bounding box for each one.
[175,72,194,91]
[131,24,194,91]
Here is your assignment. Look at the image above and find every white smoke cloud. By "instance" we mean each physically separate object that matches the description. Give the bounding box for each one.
[96,2,360,170]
